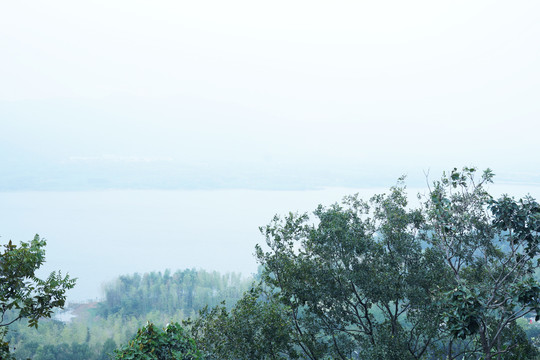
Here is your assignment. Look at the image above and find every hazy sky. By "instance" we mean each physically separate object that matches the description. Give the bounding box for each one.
[1,1,540,187]
[2,1,540,299]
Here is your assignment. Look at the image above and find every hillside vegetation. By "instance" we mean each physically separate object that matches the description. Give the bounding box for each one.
[5,269,253,360]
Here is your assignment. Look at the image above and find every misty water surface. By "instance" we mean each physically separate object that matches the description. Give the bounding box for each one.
[1,184,538,302]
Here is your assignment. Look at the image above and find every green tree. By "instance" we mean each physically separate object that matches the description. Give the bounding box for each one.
[256,179,446,359]
[250,168,540,359]
[426,168,540,359]
[97,338,117,360]
[190,284,298,359]
[0,235,76,357]
[34,343,71,360]
[114,322,202,360]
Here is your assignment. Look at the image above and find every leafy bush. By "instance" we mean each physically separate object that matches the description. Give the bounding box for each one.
[114,322,202,360]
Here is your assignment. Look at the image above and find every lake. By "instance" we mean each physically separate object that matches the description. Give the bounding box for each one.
[1,184,538,302]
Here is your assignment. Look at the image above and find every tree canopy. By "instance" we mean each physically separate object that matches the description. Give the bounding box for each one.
[114,322,202,360]
[0,235,76,358]
[98,269,250,319]
[192,168,540,360]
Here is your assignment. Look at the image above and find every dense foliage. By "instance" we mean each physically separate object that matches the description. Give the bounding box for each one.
[427,169,540,359]
[114,322,201,360]
[192,168,540,360]
[6,168,540,360]
[190,284,297,359]
[6,269,252,359]
[0,235,76,359]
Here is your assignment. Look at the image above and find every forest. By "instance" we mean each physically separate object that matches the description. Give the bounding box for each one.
[3,168,540,359]
[3,269,253,359]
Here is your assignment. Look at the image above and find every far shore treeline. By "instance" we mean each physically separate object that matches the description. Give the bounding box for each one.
[4,269,254,359]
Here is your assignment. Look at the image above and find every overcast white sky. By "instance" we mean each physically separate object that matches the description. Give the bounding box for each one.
[2,0,540,300]
[1,0,539,187]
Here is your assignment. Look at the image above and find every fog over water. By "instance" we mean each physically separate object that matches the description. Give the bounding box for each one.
[0,188,383,301]
[2,183,539,302]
